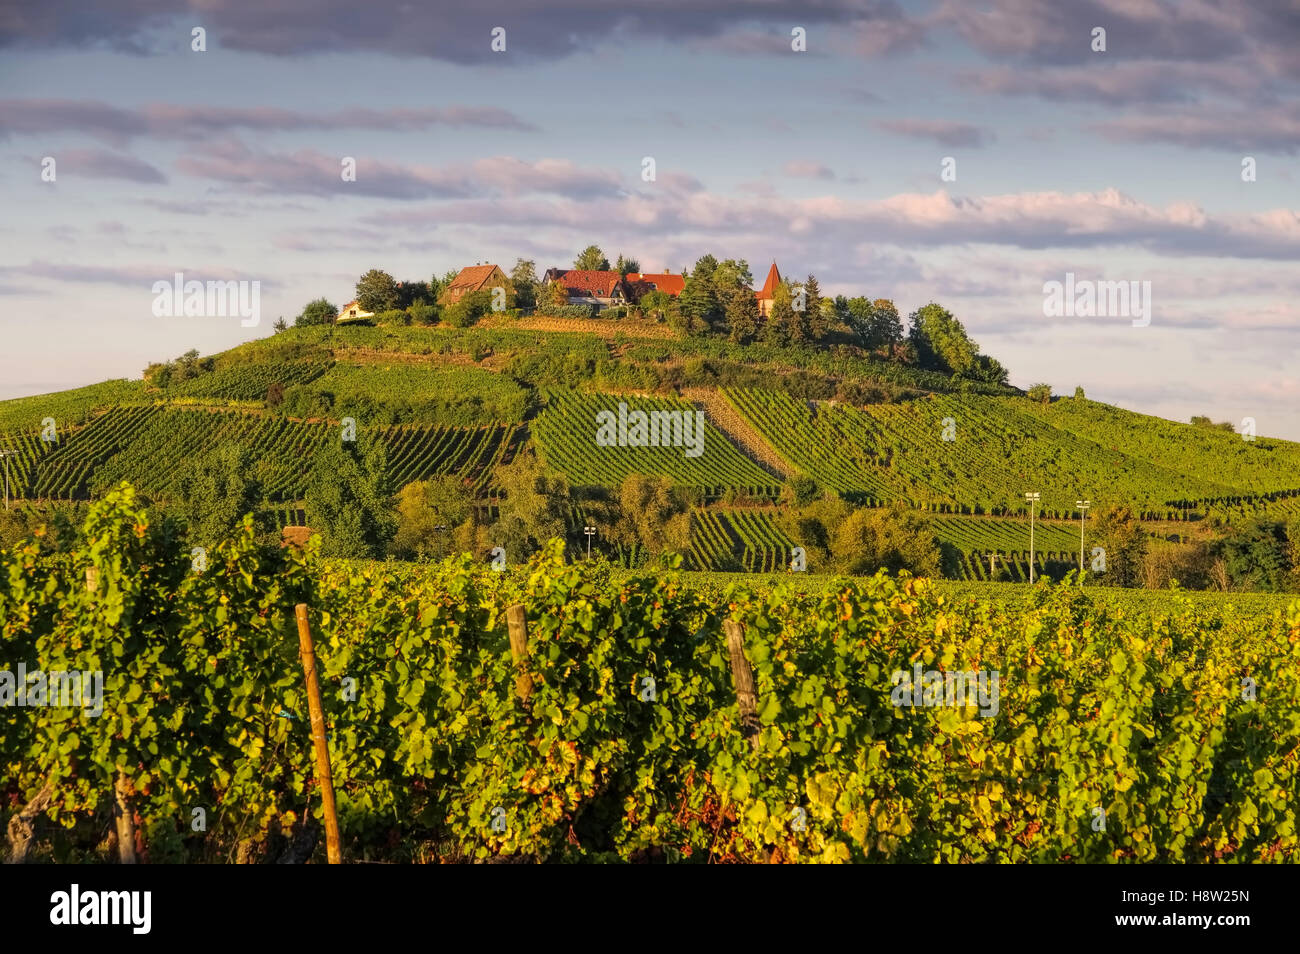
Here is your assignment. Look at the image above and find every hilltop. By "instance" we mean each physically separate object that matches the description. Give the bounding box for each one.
[1,316,1297,588]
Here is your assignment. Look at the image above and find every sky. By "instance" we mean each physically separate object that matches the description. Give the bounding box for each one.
[1,0,1297,438]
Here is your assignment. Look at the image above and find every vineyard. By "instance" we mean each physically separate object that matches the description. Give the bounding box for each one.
[723,388,1275,519]
[532,390,781,498]
[0,404,516,503]
[298,361,533,426]
[689,508,797,572]
[170,358,333,401]
[2,486,1297,864]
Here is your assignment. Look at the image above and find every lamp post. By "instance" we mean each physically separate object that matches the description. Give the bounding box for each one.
[1076,499,1090,583]
[0,449,15,511]
[1024,492,1040,583]
[583,525,596,560]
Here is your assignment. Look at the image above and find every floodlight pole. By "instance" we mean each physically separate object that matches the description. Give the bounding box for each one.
[1024,492,1040,583]
[1076,499,1090,583]
[584,525,596,560]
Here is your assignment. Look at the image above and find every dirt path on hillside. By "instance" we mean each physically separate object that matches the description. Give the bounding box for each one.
[681,387,794,480]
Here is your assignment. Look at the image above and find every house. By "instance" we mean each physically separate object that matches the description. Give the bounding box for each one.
[624,271,686,299]
[546,269,628,307]
[440,264,511,305]
[755,262,782,318]
[336,299,375,323]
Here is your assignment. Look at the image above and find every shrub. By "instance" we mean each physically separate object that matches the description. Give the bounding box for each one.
[377,308,410,326]
[536,304,597,319]
[407,301,437,325]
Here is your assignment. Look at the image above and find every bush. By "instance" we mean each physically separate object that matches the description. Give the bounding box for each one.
[377,308,410,326]
[598,306,628,319]
[407,302,437,325]
[1027,383,1052,405]
[536,304,597,319]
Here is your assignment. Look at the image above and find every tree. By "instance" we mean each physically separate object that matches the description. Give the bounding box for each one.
[639,290,676,322]
[908,303,979,375]
[868,299,903,348]
[613,474,691,558]
[763,282,799,346]
[391,476,478,560]
[710,259,752,295]
[842,296,875,347]
[803,274,826,341]
[355,269,400,314]
[543,275,570,308]
[303,436,395,559]
[174,442,264,546]
[691,254,719,283]
[428,269,458,304]
[273,317,288,333]
[493,450,570,558]
[678,274,720,334]
[444,289,494,328]
[574,245,610,271]
[972,354,1009,385]
[295,298,338,327]
[1213,519,1293,592]
[614,254,640,277]
[1074,386,1086,400]
[725,286,761,344]
[510,258,540,310]
[1027,383,1052,405]
[828,505,942,577]
[1093,505,1147,587]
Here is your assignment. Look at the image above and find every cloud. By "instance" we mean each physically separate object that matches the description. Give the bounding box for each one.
[365,186,1300,261]
[1093,104,1300,155]
[173,142,627,200]
[3,261,279,289]
[0,100,536,146]
[959,61,1273,106]
[782,160,835,179]
[0,1,930,64]
[874,119,992,147]
[931,0,1264,67]
[52,148,167,183]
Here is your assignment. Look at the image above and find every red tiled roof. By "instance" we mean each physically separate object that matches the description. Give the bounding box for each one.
[558,270,623,296]
[626,272,685,296]
[756,262,781,300]
[447,264,503,292]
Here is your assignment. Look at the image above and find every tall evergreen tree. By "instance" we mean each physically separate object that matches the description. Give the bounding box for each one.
[574,245,610,271]
[803,274,826,341]
[725,285,761,344]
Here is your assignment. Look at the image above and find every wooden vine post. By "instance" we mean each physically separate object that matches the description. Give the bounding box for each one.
[506,603,532,702]
[723,620,761,750]
[295,603,342,864]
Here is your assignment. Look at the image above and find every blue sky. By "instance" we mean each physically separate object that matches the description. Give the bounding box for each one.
[2,0,1297,437]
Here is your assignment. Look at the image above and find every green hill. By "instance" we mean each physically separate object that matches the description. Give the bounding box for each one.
[2,319,1296,579]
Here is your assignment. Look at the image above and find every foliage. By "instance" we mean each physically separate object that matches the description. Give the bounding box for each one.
[302,436,396,559]
[295,298,338,327]
[355,269,401,314]
[4,495,1298,863]
[574,246,610,271]
[173,442,266,546]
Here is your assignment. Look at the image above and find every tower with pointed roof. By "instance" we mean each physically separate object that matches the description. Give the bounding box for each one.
[755,261,782,317]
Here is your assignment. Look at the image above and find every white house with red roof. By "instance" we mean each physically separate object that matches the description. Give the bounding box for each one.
[546,269,628,306]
